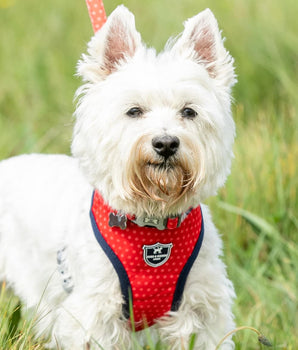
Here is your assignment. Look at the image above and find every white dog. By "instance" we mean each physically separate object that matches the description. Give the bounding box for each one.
[0,6,236,350]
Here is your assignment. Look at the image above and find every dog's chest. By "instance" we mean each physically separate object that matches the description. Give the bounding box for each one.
[90,191,204,330]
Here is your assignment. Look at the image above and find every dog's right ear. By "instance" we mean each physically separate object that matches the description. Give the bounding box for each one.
[78,5,142,83]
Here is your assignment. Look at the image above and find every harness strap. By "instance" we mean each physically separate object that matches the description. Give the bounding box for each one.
[57,246,74,293]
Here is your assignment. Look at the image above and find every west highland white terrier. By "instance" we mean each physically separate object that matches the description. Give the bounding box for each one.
[0,5,237,350]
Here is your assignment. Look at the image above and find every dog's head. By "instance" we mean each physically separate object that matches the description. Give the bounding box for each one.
[72,6,236,217]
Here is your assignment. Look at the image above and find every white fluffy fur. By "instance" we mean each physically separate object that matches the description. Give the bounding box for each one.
[0,6,236,350]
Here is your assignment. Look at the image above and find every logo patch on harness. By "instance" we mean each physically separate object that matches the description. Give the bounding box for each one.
[143,242,173,267]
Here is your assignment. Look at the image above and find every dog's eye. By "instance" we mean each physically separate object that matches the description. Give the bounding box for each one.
[181,107,197,119]
[126,107,143,118]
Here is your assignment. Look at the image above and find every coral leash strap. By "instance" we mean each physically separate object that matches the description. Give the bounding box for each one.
[85,0,107,33]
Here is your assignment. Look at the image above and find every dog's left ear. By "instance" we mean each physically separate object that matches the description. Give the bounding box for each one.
[172,8,236,89]
[78,5,142,83]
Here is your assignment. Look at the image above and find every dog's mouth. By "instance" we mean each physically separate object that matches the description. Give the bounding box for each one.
[146,159,175,170]
[128,156,195,204]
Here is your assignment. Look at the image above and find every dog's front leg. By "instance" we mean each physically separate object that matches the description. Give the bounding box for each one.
[158,303,235,350]
[157,262,235,350]
[51,302,131,350]
[47,275,131,350]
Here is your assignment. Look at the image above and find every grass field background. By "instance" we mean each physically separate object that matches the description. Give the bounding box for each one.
[0,0,297,349]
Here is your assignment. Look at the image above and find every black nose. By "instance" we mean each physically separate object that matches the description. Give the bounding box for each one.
[152,135,180,158]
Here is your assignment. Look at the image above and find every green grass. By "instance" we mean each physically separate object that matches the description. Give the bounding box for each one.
[0,0,297,349]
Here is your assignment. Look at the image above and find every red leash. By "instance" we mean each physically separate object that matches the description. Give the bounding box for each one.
[85,0,107,33]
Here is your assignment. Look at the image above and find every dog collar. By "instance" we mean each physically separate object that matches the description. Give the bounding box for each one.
[108,207,192,231]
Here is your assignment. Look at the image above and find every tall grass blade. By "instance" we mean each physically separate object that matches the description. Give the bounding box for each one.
[8,300,22,342]
[218,201,279,237]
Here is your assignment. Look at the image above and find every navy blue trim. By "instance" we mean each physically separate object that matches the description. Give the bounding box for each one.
[171,206,205,311]
[89,191,131,319]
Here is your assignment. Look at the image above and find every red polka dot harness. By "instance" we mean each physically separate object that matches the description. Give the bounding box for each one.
[90,191,204,331]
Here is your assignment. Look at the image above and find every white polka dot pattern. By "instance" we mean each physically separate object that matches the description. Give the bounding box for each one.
[91,191,203,330]
[85,0,107,33]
